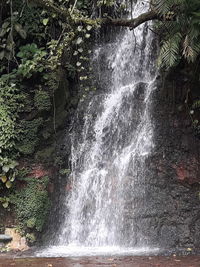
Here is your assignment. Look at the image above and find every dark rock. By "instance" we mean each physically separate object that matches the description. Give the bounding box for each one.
[0,234,12,243]
[159,225,178,248]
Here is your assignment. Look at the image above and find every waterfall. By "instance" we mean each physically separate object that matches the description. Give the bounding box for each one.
[39,0,159,257]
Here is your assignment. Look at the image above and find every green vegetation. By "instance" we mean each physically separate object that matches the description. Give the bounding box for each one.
[34,90,51,111]
[16,118,44,155]
[10,175,50,234]
[0,0,98,181]
[155,0,200,69]
[1,0,200,244]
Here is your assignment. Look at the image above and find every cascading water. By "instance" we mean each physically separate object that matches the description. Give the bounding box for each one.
[39,0,159,257]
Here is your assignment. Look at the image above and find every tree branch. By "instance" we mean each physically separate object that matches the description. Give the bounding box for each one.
[28,0,159,29]
[101,10,158,28]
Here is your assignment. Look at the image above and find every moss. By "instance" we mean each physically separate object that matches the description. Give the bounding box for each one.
[35,145,55,163]
[26,233,36,243]
[17,142,37,155]
[34,90,51,111]
[26,218,36,229]
[16,118,43,155]
[22,93,34,113]
[10,176,50,233]
[55,110,68,129]
[41,127,52,140]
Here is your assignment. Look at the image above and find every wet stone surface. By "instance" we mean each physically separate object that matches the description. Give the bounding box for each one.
[0,256,200,267]
[0,235,12,242]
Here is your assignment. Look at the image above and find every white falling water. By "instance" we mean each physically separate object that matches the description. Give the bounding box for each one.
[38,0,159,257]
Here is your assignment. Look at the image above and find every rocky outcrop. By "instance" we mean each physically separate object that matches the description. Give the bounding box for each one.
[0,234,12,249]
[4,228,29,251]
[174,158,200,184]
[130,76,200,250]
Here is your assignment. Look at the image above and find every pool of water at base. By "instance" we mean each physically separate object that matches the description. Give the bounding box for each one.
[0,255,200,267]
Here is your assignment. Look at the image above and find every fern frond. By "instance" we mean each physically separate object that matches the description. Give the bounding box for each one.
[154,0,183,15]
[158,33,182,69]
[163,21,181,37]
[182,35,200,62]
[183,35,194,61]
[155,0,200,68]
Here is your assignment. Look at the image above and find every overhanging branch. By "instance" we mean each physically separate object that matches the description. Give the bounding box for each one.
[28,0,159,29]
[101,10,158,28]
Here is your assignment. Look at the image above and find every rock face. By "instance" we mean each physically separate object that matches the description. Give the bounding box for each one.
[4,228,29,251]
[128,78,200,250]
[0,235,12,242]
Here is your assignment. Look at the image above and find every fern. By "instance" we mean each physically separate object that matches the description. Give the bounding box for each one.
[183,35,200,62]
[155,0,200,68]
[158,33,182,69]
[154,0,183,15]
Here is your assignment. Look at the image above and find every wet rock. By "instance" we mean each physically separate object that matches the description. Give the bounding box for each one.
[160,225,178,248]
[146,86,200,249]
[29,165,51,179]
[0,234,12,242]
[173,157,200,184]
[5,228,29,251]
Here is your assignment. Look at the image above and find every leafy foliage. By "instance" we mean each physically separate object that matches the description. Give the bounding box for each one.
[0,0,75,191]
[0,0,104,182]
[158,33,182,68]
[16,118,44,155]
[154,0,200,69]
[10,176,50,233]
[0,0,101,214]
[34,90,51,111]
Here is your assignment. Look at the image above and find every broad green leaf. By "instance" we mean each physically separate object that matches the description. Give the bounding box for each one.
[14,23,27,39]
[86,25,92,31]
[5,181,12,189]
[42,18,49,26]
[2,165,9,173]
[1,176,7,183]
[2,202,8,208]
[18,29,27,39]
[77,26,83,32]
[76,37,83,45]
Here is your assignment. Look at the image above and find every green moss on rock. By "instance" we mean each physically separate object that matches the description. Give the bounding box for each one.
[35,145,55,163]
[26,233,36,243]
[10,176,50,233]
[16,118,43,155]
[26,218,36,229]
[55,110,68,129]
[34,90,51,111]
